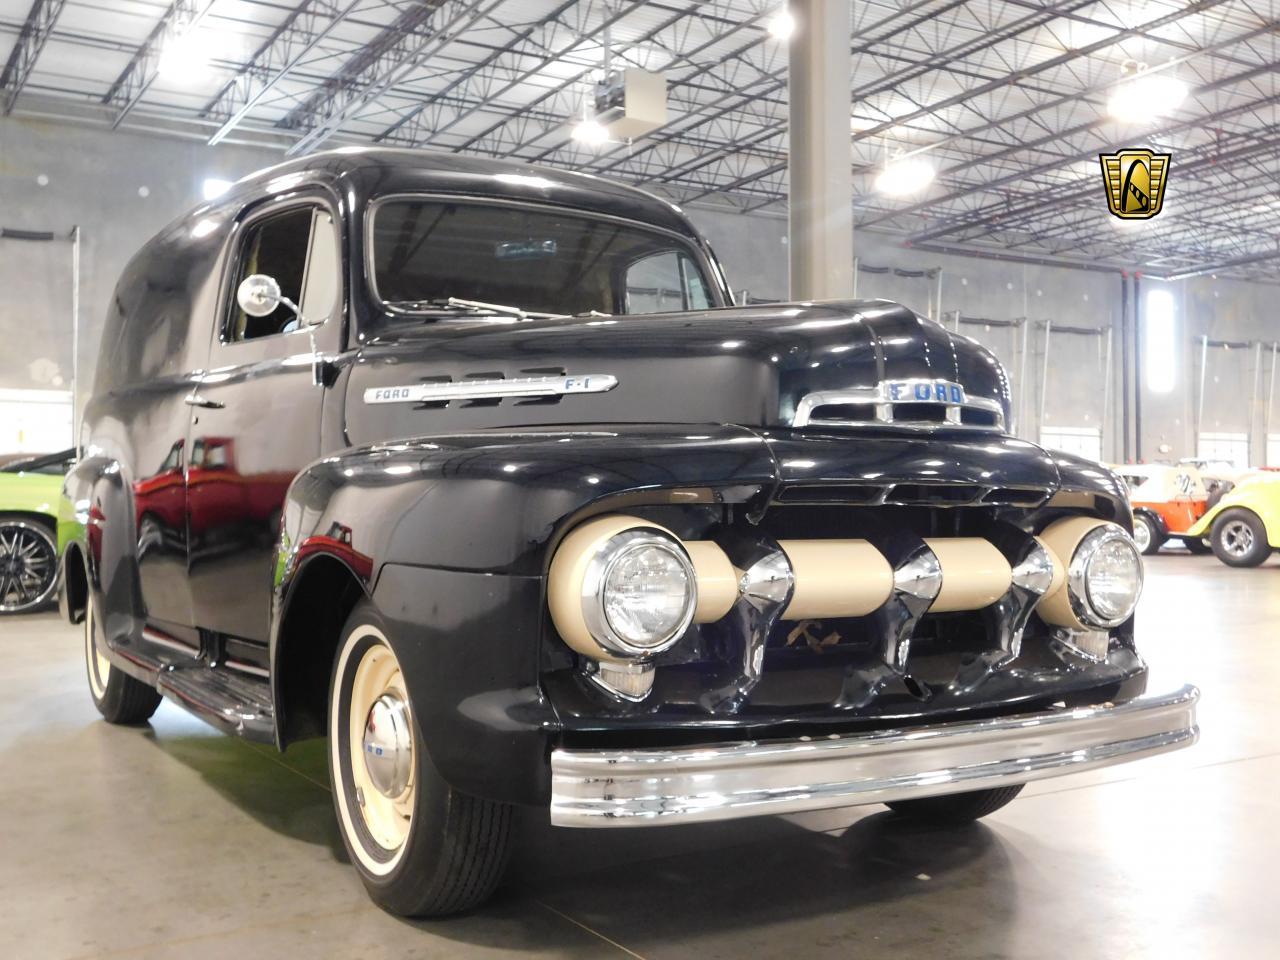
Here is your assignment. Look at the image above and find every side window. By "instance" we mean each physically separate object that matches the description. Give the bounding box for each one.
[680,254,712,310]
[299,210,340,325]
[624,251,713,314]
[228,206,338,342]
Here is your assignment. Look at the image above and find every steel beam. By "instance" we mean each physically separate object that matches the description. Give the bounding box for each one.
[438,0,654,156]
[0,0,68,114]
[202,0,365,145]
[102,0,216,129]
[281,0,508,156]
[664,0,1238,211]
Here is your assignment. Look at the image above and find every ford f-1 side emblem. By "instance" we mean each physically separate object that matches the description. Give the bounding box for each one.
[881,379,966,404]
[363,374,619,405]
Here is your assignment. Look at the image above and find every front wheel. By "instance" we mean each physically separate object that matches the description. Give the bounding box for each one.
[329,601,512,917]
[1132,514,1163,555]
[84,594,162,724]
[1182,536,1213,555]
[1210,509,1270,567]
[886,785,1024,824]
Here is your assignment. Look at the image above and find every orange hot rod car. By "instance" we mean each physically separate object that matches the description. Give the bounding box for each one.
[1112,463,1217,555]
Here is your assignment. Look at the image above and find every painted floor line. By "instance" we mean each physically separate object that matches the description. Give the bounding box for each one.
[536,900,652,960]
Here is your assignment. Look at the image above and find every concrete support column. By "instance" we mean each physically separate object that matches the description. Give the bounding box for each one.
[787,0,854,301]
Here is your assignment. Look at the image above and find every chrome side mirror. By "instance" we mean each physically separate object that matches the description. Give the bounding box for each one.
[237,274,290,318]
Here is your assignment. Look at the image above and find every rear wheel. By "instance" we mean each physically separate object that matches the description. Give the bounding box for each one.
[1132,514,1163,556]
[329,601,512,917]
[0,516,58,613]
[1210,509,1270,567]
[886,785,1024,825]
[84,594,162,724]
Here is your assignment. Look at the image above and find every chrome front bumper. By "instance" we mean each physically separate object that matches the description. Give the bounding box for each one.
[549,684,1199,827]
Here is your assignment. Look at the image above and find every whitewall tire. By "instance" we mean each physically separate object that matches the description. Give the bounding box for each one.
[84,592,162,724]
[328,600,513,916]
[1133,514,1162,556]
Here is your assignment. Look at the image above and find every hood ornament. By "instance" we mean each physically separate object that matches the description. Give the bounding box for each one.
[364,374,618,405]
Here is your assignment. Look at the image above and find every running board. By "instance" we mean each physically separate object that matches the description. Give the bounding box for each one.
[156,664,275,742]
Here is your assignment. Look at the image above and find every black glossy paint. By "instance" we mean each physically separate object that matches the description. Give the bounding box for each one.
[62,148,1139,807]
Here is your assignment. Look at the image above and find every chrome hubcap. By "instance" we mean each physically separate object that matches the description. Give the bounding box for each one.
[1222,520,1254,557]
[0,522,56,613]
[361,693,413,799]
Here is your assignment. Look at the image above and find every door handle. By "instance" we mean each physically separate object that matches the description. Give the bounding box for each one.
[183,393,224,409]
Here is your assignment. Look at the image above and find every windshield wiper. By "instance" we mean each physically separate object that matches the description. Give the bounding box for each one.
[388,297,567,320]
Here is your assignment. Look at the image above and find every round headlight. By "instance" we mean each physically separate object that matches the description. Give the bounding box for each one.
[1067,526,1143,628]
[582,529,697,656]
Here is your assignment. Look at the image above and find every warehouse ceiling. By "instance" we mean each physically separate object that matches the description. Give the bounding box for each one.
[2,0,1278,280]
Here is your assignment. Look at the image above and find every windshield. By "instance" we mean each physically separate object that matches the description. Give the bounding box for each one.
[371,199,718,317]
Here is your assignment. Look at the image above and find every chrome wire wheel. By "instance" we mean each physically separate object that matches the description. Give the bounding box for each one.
[332,626,416,875]
[84,596,111,701]
[0,520,57,613]
[1221,519,1255,558]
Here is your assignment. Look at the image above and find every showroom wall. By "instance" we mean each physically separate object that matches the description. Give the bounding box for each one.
[691,207,1278,466]
[1,113,1275,464]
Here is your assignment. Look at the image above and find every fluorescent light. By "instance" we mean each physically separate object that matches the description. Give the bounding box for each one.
[767,9,795,41]
[1108,73,1188,124]
[202,178,232,201]
[874,156,936,197]
[571,117,610,146]
[1145,288,1177,394]
[159,28,220,83]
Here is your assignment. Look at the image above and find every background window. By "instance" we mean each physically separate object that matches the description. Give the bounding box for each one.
[1198,431,1249,470]
[1145,288,1177,393]
[1267,435,1280,468]
[1039,426,1102,462]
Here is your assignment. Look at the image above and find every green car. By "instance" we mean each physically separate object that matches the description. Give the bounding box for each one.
[0,449,75,613]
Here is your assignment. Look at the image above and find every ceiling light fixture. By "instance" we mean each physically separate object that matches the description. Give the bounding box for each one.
[571,96,610,147]
[158,25,221,83]
[571,116,610,146]
[1107,63,1187,124]
[767,9,795,41]
[874,155,936,197]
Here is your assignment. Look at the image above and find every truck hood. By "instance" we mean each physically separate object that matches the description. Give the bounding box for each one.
[345,299,1013,446]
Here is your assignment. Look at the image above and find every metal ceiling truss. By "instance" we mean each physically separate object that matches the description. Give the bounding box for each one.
[0,0,68,114]
[101,0,217,128]
[8,0,1280,278]
[201,0,366,145]
[280,0,511,156]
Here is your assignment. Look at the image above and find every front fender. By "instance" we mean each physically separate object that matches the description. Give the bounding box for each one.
[273,424,773,586]
[269,424,772,802]
[1185,479,1280,545]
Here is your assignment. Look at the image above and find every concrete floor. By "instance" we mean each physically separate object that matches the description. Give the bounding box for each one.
[0,552,1275,959]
